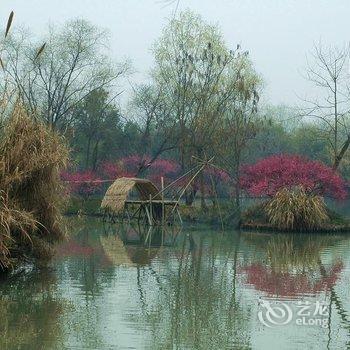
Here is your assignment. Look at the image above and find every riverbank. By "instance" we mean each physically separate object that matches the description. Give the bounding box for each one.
[241,202,350,233]
[66,196,350,233]
[65,196,240,226]
[240,222,350,233]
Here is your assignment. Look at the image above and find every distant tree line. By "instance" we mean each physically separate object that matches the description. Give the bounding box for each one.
[1,10,349,211]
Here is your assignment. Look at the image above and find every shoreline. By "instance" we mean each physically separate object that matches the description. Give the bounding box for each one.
[240,222,350,234]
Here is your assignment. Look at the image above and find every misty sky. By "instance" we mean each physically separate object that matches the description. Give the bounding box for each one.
[1,0,349,106]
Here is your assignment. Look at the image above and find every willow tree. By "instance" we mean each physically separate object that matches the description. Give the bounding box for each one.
[149,10,261,208]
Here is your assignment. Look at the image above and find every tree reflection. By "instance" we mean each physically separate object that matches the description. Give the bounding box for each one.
[239,232,350,347]
[0,268,65,350]
[240,233,344,297]
[134,231,252,350]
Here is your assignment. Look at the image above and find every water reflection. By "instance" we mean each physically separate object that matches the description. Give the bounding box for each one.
[1,218,350,349]
[137,232,252,350]
[240,233,345,297]
[100,234,159,266]
[0,268,65,350]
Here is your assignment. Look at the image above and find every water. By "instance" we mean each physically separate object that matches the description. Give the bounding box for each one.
[1,217,350,350]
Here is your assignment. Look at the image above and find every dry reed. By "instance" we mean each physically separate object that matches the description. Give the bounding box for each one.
[0,106,68,270]
[265,187,329,231]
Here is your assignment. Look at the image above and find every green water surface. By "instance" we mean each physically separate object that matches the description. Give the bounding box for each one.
[1,217,350,350]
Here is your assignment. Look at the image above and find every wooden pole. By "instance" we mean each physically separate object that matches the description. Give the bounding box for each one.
[161,177,165,226]
[152,163,202,199]
[149,194,153,226]
[168,159,212,218]
[144,205,152,226]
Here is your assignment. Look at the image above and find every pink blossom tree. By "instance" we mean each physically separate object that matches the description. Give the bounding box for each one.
[148,158,181,186]
[98,161,132,180]
[61,170,102,198]
[240,154,347,199]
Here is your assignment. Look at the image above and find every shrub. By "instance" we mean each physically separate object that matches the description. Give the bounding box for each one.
[265,187,329,231]
[240,154,347,200]
[62,170,102,198]
[98,161,127,180]
[0,107,68,270]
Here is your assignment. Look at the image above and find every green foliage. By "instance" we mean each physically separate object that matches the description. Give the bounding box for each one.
[66,197,102,216]
[265,188,329,231]
[71,88,125,169]
[241,201,269,224]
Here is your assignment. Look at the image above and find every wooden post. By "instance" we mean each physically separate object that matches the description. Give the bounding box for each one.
[149,194,153,226]
[161,177,165,226]
[144,204,152,226]
[176,205,183,225]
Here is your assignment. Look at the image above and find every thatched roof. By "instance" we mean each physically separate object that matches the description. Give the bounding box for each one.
[101,177,160,213]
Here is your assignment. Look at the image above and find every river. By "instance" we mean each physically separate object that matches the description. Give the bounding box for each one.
[0,217,349,349]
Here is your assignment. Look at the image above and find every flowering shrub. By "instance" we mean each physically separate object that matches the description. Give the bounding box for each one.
[61,170,102,198]
[63,155,232,201]
[98,158,181,185]
[240,154,347,200]
[148,158,181,186]
[121,155,151,175]
[98,161,131,180]
[62,156,183,197]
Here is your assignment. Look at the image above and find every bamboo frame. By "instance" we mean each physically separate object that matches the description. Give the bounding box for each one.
[103,155,225,228]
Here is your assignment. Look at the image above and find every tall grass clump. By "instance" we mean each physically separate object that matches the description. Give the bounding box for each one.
[0,106,68,270]
[265,187,329,231]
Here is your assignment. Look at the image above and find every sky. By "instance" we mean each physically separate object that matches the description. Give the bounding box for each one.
[1,0,349,106]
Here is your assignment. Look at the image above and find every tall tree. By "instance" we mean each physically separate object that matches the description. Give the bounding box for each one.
[302,44,350,170]
[72,88,123,170]
[3,19,129,131]
[128,84,179,176]
[151,10,261,207]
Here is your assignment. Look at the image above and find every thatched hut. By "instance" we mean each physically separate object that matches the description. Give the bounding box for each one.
[101,177,160,214]
[101,177,181,226]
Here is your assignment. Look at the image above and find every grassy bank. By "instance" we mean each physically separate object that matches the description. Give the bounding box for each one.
[66,195,350,233]
[241,201,350,233]
[65,196,104,217]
